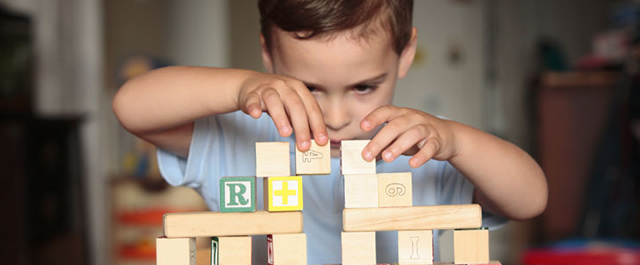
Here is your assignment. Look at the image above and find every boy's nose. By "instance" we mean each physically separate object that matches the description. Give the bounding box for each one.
[324,102,351,131]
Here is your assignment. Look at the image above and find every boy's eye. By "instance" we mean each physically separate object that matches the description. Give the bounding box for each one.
[353,84,377,94]
[305,85,317,92]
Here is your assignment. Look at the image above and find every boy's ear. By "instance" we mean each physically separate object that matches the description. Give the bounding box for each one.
[260,34,275,73]
[397,27,418,79]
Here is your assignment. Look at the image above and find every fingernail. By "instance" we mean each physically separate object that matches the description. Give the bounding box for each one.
[383,151,393,160]
[300,140,310,149]
[318,133,328,143]
[361,120,371,130]
[363,150,373,161]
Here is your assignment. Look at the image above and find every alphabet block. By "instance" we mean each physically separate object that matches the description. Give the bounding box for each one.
[156,237,196,265]
[264,176,303,211]
[220,177,256,213]
[341,231,376,265]
[256,142,291,177]
[341,140,376,175]
[211,236,252,265]
[378,172,413,207]
[344,174,378,208]
[398,230,433,264]
[454,228,490,265]
[295,140,331,175]
[267,233,307,265]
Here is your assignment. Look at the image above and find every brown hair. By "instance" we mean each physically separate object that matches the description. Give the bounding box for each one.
[259,0,413,55]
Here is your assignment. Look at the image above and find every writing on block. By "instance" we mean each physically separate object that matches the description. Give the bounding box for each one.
[378,172,413,207]
[454,228,490,265]
[264,176,303,212]
[344,174,378,208]
[341,140,376,175]
[343,204,482,232]
[211,236,252,265]
[341,231,376,265]
[398,230,433,264]
[220,176,256,213]
[256,142,291,177]
[295,140,331,175]
[163,211,303,237]
[156,237,196,265]
[267,233,307,265]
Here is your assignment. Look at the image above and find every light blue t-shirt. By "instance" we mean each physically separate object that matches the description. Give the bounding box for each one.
[158,111,505,264]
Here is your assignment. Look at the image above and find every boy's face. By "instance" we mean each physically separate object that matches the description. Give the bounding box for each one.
[262,27,416,157]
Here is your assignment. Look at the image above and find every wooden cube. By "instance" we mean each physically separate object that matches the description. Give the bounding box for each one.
[264,176,303,211]
[344,174,378,208]
[341,140,376,175]
[220,177,256,213]
[398,230,433,264]
[454,228,489,265]
[295,139,331,175]
[256,142,291,177]
[267,233,307,265]
[378,172,413,207]
[341,231,376,265]
[156,237,196,265]
[211,236,252,265]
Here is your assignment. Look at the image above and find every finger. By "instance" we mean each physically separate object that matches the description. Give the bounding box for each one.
[362,117,411,161]
[297,87,328,145]
[281,90,311,151]
[262,88,292,137]
[360,105,403,132]
[243,92,263,119]
[409,138,439,168]
[380,125,430,162]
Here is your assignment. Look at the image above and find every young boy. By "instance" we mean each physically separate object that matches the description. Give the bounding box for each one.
[113,0,547,263]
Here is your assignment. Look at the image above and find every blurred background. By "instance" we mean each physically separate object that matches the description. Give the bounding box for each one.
[0,0,638,264]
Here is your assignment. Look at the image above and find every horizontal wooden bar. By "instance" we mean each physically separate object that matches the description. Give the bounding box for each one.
[163,211,303,237]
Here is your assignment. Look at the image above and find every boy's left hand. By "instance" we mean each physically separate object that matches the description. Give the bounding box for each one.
[360,105,458,168]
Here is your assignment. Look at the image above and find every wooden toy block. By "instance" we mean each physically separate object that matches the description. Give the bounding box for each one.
[267,233,307,265]
[220,176,256,213]
[256,142,291,177]
[163,211,303,237]
[341,231,376,265]
[295,139,331,175]
[378,172,413,207]
[453,228,489,265]
[264,176,303,211]
[156,237,196,265]
[343,204,482,232]
[344,174,378,208]
[341,140,376,175]
[398,230,433,265]
[211,236,252,265]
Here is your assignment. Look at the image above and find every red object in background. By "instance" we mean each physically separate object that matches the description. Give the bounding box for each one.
[523,247,640,265]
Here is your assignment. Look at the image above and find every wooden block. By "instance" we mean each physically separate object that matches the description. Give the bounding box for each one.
[454,228,489,265]
[343,204,482,232]
[295,139,331,175]
[163,211,303,237]
[341,140,376,175]
[156,237,196,265]
[267,233,307,265]
[398,230,433,264]
[264,176,303,211]
[256,142,291,177]
[220,176,256,213]
[341,231,376,265]
[344,174,378,208]
[211,236,252,265]
[378,172,413,207]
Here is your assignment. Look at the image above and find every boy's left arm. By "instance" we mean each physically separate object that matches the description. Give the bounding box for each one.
[361,105,548,220]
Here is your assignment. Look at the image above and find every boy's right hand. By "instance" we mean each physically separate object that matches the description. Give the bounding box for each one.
[237,72,328,151]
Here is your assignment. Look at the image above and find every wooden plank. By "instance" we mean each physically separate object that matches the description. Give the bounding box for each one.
[163,211,303,237]
[344,174,378,208]
[156,237,196,265]
[295,139,331,175]
[454,228,489,265]
[256,142,291,177]
[343,204,482,232]
[341,140,376,175]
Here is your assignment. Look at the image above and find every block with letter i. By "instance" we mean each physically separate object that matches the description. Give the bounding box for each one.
[267,233,307,265]
[220,176,256,213]
[341,140,376,175]
[398,230,433,265]
[454,227,490,265]
[156,237,196,265]
[295,139,331,175]
[256,142,291,177]
[211,236,252,265]
[378,172,413,207]
[264,176,303,211]
[341,231,376,265]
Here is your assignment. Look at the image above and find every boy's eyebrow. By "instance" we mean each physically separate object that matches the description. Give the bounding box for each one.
[302,73,388,88]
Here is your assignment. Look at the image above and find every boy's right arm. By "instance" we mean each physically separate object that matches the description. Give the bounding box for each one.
[112,66,327,157]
